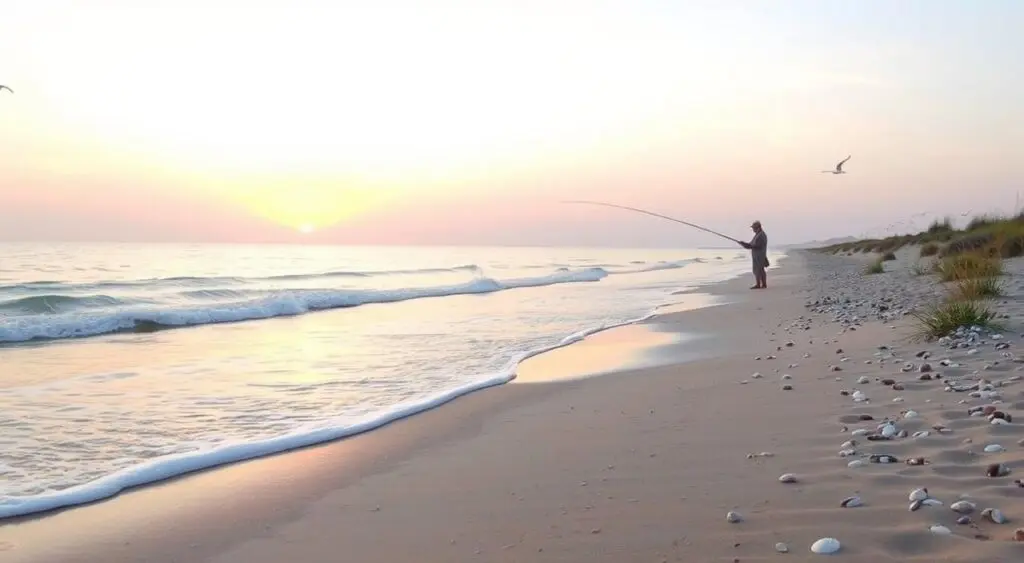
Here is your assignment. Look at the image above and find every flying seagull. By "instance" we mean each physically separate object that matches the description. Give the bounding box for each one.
[821,155,851,174]
[0,85,12,94]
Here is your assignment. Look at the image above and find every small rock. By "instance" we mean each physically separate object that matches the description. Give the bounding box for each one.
[778,473,798,484]
[782,384,793,391]
[775,542,789,553]
[987,463,1011,477]
[957,516,972,525]
[726,511,742,523]
[984,444,1006,453]
[982,508,1008,524]
[951,501,976,514]
[929,524,952,536]
[909,488,929,501]
[840,496,862,508]
[919,363,933,373]
[810,538,840,554]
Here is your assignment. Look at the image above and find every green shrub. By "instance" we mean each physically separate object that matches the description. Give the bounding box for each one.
[882,251,897,261]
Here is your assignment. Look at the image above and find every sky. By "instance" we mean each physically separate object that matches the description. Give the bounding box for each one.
[0,0,1022,247]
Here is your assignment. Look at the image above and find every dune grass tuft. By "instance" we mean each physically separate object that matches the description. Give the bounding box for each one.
[910,300,1000,341]
[934,252,1003,282]
[919,242,940,257]
[864,258,885,275]
[881,251,897,261]
[951,276,1003,300]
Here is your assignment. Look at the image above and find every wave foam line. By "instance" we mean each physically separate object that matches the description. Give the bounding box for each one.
[0,309,659,520]
[0,268,610,343]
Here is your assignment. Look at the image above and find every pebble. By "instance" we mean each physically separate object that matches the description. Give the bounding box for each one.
[782,384,793,391]
[982,508,1007,524]
[1015,528,1024,541]
[778,473,798,484]
[984,444,1006,453]
[775,542,789,553]
[987,463,1011,477]
[810,538,840,554]
[840,496,862,508]
[929,525,952,536]
[726,511,742,523]
[951,501,977,514]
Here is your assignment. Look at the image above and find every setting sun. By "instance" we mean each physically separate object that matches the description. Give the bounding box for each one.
[298,224,315,234]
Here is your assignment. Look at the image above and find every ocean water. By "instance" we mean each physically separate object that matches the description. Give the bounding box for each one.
[0,242,783,518]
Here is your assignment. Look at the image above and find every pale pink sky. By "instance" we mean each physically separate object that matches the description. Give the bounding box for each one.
[0,0,1021,247]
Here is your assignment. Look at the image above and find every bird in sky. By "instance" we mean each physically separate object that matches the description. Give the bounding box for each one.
[0,85,12,94]
[821,155,851,174]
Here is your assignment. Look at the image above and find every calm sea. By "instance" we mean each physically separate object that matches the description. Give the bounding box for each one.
[0,242,783,518]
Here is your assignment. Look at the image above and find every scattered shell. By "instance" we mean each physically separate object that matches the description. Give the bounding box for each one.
[909,500,924,512]
[904,410,919,419]
[919,373,933,381]
[951,501,977,514]
[775,542,789,553]
[870,454,898,464]
[857,376,870,384]
[957,516,972,525]
[782,384,793,391]
[779,473,798,484]
[984,444,1006,453]
[922,499,943,507]
[746,451,775,459]
[852,391,867,402]
[840,496,863,508]
[1014,479,1024,488]
[909,488,929,502]
[848,459,866,468]
[982,508,1007,524]
[838,448,857,457]
[852,428,869,437]
[751,372,763,379]
[880,423,897,438]
[810,538,841,554]
[892,383,905,391]
[929,525,952,536]
[841,440,857,449]
[726,511,742,523]
[906,457,928,466]
[992,418,1010,426]
[987,463,1010,477]
[830,365,842,372]
[781,374,792,380]
[913,431,930,439]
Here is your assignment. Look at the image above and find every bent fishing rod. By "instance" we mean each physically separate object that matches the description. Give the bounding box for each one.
[561,200,744,245]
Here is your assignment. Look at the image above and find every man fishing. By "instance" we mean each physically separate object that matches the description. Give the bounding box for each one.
[739,220,768,289]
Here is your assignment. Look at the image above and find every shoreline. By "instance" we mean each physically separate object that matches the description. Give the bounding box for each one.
[16,247,1021,562]
[0,253,783,522]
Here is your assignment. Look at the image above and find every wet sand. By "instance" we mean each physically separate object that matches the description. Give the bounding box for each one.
[4,250,1024,562]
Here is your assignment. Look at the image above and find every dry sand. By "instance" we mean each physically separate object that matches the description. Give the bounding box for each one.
[3,250,1024,562]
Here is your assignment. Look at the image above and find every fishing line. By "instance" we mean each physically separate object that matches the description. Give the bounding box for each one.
[561,200,744,245]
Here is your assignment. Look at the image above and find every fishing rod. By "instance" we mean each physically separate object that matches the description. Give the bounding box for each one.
[561,200,744,245]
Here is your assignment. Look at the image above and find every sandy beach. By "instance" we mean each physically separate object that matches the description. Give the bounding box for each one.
[4,248,1024,562]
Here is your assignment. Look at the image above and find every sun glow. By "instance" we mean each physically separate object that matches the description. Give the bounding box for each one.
[298,223,315,234]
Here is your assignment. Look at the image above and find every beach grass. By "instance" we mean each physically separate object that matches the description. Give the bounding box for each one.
[864,258,885,275]
[881,251,897,261]
[910,299,1000,341]
[816,212,1024,257]
[934,252,1003,282]
[951,276,1003,300]
[910,261,930,276]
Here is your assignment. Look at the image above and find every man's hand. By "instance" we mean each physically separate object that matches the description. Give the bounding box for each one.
[739,241,751,249]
